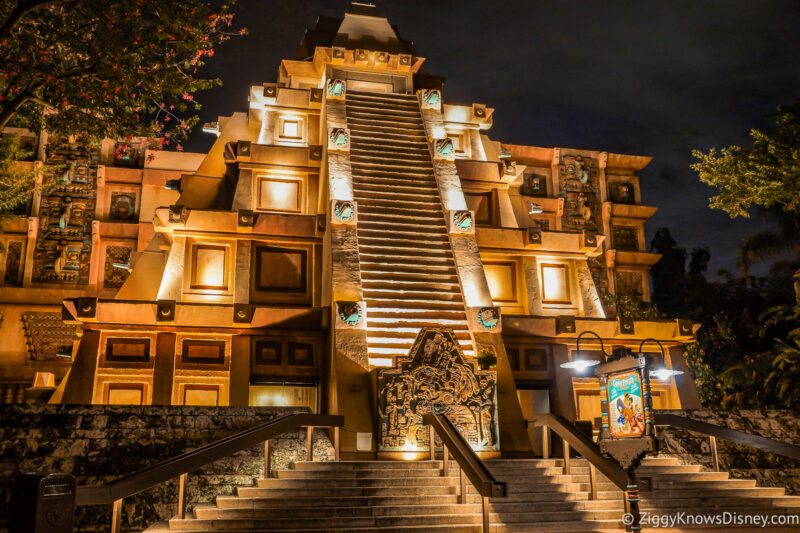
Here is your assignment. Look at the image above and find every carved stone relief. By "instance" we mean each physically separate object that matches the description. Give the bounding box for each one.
[21,311,79,360]
[377,327,499,452]
[612,225,640,251]
[3,241,22,285]
[557,154,601,233]
[103,246,132,289]
[32,160,97,284]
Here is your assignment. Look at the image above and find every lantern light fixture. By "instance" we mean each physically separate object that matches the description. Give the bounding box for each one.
[638,337,684,381]
[560,330,607,372]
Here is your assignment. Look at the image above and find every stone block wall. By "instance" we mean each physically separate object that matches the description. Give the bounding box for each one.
[656,409,800,495]
[0,405,334,532]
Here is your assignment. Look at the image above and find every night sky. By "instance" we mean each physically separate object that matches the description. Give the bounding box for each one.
[185,0,800,275]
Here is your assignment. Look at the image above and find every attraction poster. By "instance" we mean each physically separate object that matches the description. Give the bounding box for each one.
[607,370,644,438]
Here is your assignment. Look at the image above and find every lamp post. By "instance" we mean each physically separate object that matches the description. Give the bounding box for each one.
[559,329,659,533]
[638,338,684,381]
[559,330,608,372]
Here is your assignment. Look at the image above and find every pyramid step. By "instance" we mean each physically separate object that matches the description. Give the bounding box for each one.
[358,208,445,221]
[350,135,429,150]
[640,456,682,466]
[358,243,453,257]
[358,227,448,240]
[369,346,475,357]
[354,189,441,203]
[351,145,430,157]
[362,289,462,302]
[366,329,471,341]
[351,153,431,166]
[347,114,424,127]
[350,161,435,174]
[353,181,439,194]
[349,121,427,135]
[361,279,460,291]
[348,126,427,142]
[365,297,466,310]
[352,175,438,189]
[360,260,457,273]
[351,167,435,179]
[346,100,421,113]
[346,104,421,118]
[360,269,457,282]
[358,219,448,232]
[366,318,470,329]
[367,309,468,321]
[350,154,433,169]
[347,90,419,102]
[359,254,454,267]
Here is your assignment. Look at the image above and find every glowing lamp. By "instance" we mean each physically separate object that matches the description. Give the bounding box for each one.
[650,367,684,381]
[637,338,682,381]
[560,330,608,373]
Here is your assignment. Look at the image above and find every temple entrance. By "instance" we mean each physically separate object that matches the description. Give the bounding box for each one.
[330,67,408,93]
[517,388,550,456]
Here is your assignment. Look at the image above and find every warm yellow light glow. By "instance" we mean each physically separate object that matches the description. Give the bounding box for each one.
[184,388,219,406]
[281,119,300,138]
[249,385,317,411]
[541,263,570,304]
[108,387,143,405]
[193,245,227,289]
[484,262,515,301]
[259,178,300,212]
[368,357,394,369]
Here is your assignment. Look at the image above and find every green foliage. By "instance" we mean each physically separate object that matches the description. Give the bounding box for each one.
[0,0,245,147]
[0,134,35,215]
[604,292,660,321]
[692,102,800,218]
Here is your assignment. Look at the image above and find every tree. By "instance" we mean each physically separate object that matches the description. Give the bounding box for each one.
[692,102,800,218]
[0,0,244,146]
[0,134,36,214]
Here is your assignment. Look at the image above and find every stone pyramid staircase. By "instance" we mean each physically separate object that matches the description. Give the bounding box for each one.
[146,456,800,532]
[344,89,474,367]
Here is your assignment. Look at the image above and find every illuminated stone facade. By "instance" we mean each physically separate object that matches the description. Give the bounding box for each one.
[0,3,700,457]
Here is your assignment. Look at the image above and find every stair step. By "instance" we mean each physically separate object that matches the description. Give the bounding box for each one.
[350,135,429,150]
[348,127,428,142]
[353,180,439,195]
[237,485,458,499]
[358,227,448,239]
[346,105,422,118]
[351,145,430,158]
[257,476,459,489]
[348,114,424,127]
[354,189,440,203]
[346,100,421,113]
[358,209,445,222]
[361,279,460,291]
[366,328,472,339]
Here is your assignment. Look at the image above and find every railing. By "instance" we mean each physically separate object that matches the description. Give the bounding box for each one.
[423,412,506,533]
[654,412,800,471]
[531,413,628,497]
[75,413,343,533]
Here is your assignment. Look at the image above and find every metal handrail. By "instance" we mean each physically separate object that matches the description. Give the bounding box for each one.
[423,412,505,533]
[422,412,506,498]
[654,412,800,470]
[531,413,628,491]
[75,413,343,533]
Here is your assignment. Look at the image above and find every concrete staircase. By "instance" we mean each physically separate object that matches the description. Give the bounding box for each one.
[146,456,800,532]
[344,89,474,368]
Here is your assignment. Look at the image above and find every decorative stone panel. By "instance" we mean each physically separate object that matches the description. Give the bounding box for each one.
[326,78,346,100]
[615,270,644,297]
[32,160,97,284]
[3,241,22,285]
[612,225,640,251]
[433,138,455,161]
[447,210,475,235]
[327,127,350,152]
[21,311,78,360]
[109,192,137,221]
[330,199,357,226]
[103,245,132,289]
[377,327,499,452]
[335,300,365,329]
[421,89,441,110]
[557,154,601,234]
[469,306,501,333]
